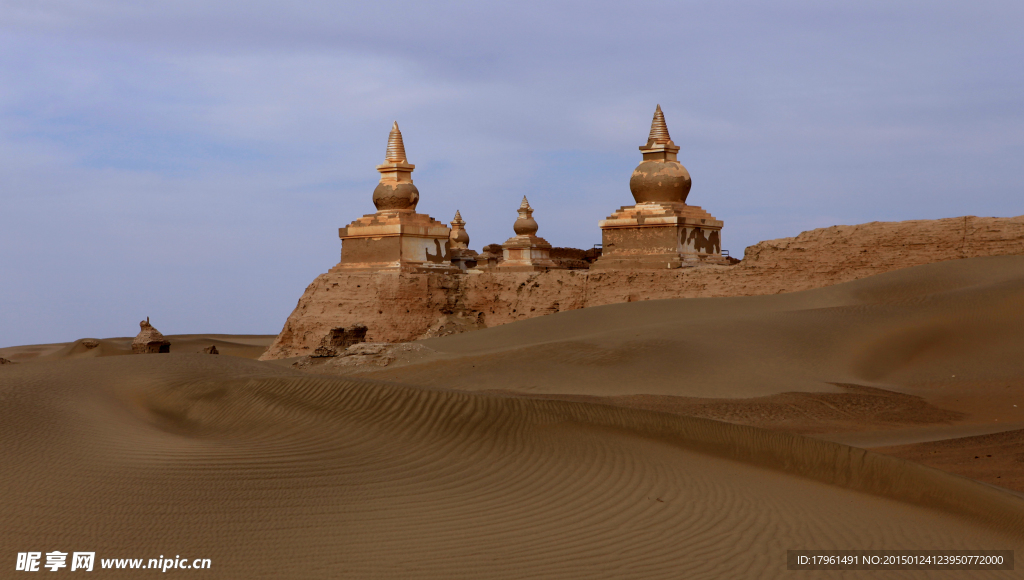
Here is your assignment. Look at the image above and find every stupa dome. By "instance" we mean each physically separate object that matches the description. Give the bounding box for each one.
[629,105,692,204]
[512,197,539,236]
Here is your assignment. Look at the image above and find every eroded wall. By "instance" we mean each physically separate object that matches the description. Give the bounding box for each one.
[261,215,1024,360]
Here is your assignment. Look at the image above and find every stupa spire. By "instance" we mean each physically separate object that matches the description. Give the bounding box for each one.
[373,121,418,210]
[638,104,680,162]
[385,121,408,163]
[648,104,671,144]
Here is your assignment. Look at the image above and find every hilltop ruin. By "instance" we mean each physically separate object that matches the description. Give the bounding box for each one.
[260,108,1024,360]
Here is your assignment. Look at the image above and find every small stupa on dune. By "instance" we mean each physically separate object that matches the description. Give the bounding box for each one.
[132,317,170,354]
[496,196,561,271]
[334,122,455,273]
[592,105,727,269]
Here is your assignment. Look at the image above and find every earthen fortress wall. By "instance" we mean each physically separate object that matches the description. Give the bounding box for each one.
[260,215,1024,360]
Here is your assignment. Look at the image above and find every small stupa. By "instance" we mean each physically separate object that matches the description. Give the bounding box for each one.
[592,105,726,269]
[132,317,170,354]
[496,197,559,271]
[334,122,455,272]
[448,210,479,270]
[449,210,469,249]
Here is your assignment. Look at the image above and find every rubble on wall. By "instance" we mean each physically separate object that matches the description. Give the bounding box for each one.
[312,325,369,357]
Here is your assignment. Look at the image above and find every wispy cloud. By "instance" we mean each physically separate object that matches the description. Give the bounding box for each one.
[1,1,1022,345]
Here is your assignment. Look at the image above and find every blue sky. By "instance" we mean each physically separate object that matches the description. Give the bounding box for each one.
[2,1,1022,346]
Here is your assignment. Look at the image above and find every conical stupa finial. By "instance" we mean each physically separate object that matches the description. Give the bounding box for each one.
[385,121,407,163]
[453,210,463,222]
[648,105,670,143]
[519,196,531,210]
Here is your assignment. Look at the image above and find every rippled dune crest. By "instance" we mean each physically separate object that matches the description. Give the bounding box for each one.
[2,355,1021,578]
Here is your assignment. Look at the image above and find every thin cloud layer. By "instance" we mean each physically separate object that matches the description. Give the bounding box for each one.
[1,1,1022,345]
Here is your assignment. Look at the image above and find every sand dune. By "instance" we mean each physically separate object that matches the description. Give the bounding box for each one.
[350,255,1024,400]
[4,256,1023,576]
[0,334,276,362]
[2,354,1021,578]
[318,256,1024,493]
[342,257,1023,433]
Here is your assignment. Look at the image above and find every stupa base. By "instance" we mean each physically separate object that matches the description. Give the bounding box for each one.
[591,201,727,270]
[496,235,562,272]
[337,210,456,273]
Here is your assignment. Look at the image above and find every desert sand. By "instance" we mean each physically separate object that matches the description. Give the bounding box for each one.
[2,355,1021,578]
[0,334,277,363]
[337,255,1024,493]
[2,256,1023,578]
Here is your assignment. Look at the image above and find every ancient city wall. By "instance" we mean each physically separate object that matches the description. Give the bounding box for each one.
[261,215,1024,360]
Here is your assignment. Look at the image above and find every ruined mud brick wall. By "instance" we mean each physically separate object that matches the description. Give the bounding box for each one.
[739,216,1024,278]
[261,215,1024,360]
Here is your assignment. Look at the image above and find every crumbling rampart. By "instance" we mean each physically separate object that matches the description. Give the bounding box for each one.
[260,215,1024,360]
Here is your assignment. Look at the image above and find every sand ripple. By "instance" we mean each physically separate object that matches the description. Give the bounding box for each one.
[2,355,1022,578]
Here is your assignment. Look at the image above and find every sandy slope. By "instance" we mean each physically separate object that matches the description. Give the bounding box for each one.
[351,255,1024,399]
[874,429,1024,496]
[1,355,1021,579]
[320,256,1024,491]
[343,256,1023,419]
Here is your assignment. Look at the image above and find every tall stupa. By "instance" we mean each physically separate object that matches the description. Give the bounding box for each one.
[592,105,726,269]
[334,122,455,272]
